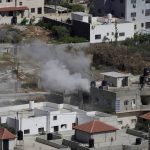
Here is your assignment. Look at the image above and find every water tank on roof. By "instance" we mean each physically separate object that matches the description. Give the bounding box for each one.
[143,68,149,76]
[90,81,96,87]
[139,76,145,85]
[107,13,112,23]
[101,80,108,86]
[89,139,94,148]
[17,130,23,141]
[47,133,53,140]
[107,13,112,20]
[29,101,34,110]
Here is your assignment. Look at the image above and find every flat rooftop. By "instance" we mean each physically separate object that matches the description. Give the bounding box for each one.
[44,5,68,12]
[101,72,130,78]
[95,16,130,24]
[72,12,91,16]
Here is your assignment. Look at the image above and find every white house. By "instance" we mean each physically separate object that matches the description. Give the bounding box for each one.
[0,101,118,135]
[0,0,44,24]
[72,12,134,43]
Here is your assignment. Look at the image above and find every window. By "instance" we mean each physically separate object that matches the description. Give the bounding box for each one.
[24,129,30,134]
[119,32,125,36]
[146,22,150,29]
[118,121,123,125]
[145,9,150,16]
[72,123,76,129]
[131,119,136,123]
[95,34,101,39]
[37,7,42,14]
[53,116,57,120]
[124,100,128,105]
[61,124,67,129]
[134,25,137,30]
[107,33,109,36]
[54,126,59,132]
[131,12,136,17]
[19,2,22,5]
[6,0,12,2]
[38,127,44,133]
[146,0,150,3]
[132,99,135,104]
[133,4,136,8]
[31,8,35,13]
[112,32,114,35]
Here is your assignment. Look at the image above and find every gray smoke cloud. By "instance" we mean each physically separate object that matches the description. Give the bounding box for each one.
[21,41,91,92]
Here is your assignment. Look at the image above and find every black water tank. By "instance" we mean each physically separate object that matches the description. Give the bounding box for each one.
[11,16,17,24]
[101,80,107,86]
[90,81,96,88]
[82,92,90,104]
[136,138,142,145]
[140,76,145,84]
[17,130,23,140]
[47,133,53,140]
[143,68,149,76]
[89,138,94,148]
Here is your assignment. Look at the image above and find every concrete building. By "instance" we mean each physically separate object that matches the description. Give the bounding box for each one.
[72,12,134,43]
[0,128,15,150]
[0,0,44,24]
[89,71,150,129]
[93,0,150,33]
[74,120,118,143]
[0,101,118,136]
[101,72,130,88]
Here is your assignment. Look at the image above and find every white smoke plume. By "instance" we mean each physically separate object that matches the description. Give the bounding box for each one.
[21,41,91,92]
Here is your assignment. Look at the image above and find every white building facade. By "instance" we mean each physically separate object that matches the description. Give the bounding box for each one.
[0,101,118,135]
[93,0,150,33]
[0,0,44,24]
[72,12,134,43]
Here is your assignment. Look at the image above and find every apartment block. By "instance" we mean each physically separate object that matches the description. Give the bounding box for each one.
[93,0,150,33]
[0,0,44,24]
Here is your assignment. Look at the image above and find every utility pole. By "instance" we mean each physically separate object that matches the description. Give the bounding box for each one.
[55,0,58,15]
[148,128,150,150]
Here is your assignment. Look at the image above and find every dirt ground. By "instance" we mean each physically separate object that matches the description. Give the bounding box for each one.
[0,24,51,43]
[21,25,51,42]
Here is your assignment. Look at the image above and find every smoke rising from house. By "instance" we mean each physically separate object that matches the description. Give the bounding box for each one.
[21,41,91,92]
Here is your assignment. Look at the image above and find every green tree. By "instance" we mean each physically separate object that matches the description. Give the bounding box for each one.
[52,26,70,39]
[20,18,28,25]
[71,4,85,12]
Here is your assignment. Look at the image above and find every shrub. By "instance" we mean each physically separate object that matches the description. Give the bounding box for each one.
[36,19,51,30]
[60,36,87,43]
[61,3,85,12]
[20,18,29,25]
[52,26,70,39]
[71,4,85,12]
